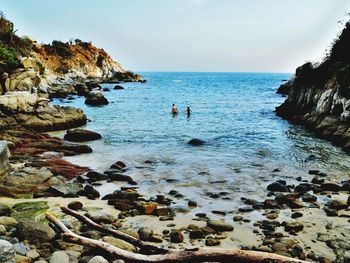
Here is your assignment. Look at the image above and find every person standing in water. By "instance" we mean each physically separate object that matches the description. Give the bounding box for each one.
[171,104,178,114]
[186,106,192,117]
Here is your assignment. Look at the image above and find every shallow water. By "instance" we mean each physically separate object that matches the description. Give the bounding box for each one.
[55,72,350,215]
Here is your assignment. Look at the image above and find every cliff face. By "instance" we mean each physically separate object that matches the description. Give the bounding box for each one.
[276,21,350,153]
[0,15,144,97]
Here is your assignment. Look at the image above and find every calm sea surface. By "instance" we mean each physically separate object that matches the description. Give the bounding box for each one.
[55,72,350,214]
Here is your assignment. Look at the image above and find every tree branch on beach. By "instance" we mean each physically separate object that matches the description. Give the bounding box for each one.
[46,209,308,263]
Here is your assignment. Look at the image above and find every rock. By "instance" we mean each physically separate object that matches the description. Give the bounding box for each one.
[138,227,153,241]
[207,220,233,232]
[49,183,83,197]
[26,250,40,260]
[291,212,303,218]
[75,83,90,96]
[327,199,348,210]
[14,254,31,263]
[294,183,312,194]
[111,161,127,169]
[263,199,279,209]
[266,212,279,220]
[301,193,317,203]
[0,224,6,235]
[136,202,157,215]
[188,138,206,146]
[17,221,55,244]
[68,201,83,210]
[86,171,108,181]
[13,242,30,256]
[85,91,109,106]
[108,173,136,185]
[83,185,100,198]
[0,216,18,226]
[64,129,102,142]
[113,85,124,90]
[85,211,115,224]
[206,238,221,246]
[102,236,137,252]
[0,203,10,216]
[50,251,69,263]
[10,201,49,221]
[311,176,324,184]
[0,239,15,262]
[324,207,338,216]
[233,215,243,221]
[267,181,289,192]
[88,256,109,263]
[321,182,341,192]
[284,221,304,232]
[170,230,184,243]
[238,206,254,212]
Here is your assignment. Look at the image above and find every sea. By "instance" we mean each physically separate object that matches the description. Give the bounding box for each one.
[54,72,350,215]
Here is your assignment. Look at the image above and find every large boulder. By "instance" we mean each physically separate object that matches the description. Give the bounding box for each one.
[0,240,15,263]
[85,91,109,106]
[64,129,102,142]
[17,221,56,244]
[4,68,41,92]
[0,140,10,176]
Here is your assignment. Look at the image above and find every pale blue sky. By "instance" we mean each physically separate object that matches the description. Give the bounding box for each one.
[1,0,350,72]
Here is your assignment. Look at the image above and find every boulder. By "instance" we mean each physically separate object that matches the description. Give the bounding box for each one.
[188,138,206,146]
[85,91,109,106]
[75,83,90,96]
[17,221,56,244]
[0,216,18,226]
[0,203,10,216]
[207,220,233,232]
[64,129,102,142]
[102,236,137,252]
[68,201,83,210]
[113,85,124,90]
[10,201,49,221]
[49,183,83,197]
[50,251,69,263]
[0,240,15,263]
[267,181,290,192]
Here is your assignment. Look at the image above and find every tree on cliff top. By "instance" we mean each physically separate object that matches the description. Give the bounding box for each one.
[327,19,350,63]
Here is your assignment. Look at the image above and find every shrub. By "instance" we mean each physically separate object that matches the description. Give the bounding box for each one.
[0,42,20,71]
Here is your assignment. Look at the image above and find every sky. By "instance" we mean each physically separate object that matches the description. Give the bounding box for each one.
[1,0,350,73]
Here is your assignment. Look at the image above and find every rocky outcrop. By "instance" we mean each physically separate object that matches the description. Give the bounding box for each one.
[276,21,350,153]
[0,91,86,131]
[0,140,9,176]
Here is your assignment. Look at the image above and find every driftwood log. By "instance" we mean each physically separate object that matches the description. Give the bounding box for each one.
[46,210,308,263]
[61,206,167,254]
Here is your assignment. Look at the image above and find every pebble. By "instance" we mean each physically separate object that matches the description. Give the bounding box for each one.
[205,238,221,246]
[50,251,69,263]
[170,230,184,243]
[207,220,234,232]
[67,201,83,210]
[138,227,153,241]
[88,256,109,263]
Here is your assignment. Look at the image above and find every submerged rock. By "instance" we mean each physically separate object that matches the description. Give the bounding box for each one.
[188,138,206,146]
[64,129,102,142]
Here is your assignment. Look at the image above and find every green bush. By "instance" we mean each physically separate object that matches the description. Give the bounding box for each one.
[0,42,20,71]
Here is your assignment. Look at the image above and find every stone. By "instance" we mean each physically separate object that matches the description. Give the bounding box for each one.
[284,221,304,232]
[327,199,348,210]
[170,230,184,243]
[138,227,153,241]
[233,215,243,221]
[137,202,157,215]
[321,182,341,192]
[14,254,31,263]
[188,138,206,146]
[86,171,108,181]
[50,251,69,263]
[0,216,18,226]
[26,250,40,260]
[291,212,303,218]
[301,193,317,203]
[238,207,254,212]
[188,200,197,207]
[88,256,109,263]
[205,238,221,246]
[113,85,124,90]
[207,220,233,232]
[83,185,100,198]
[103,236,137,252]
[324,207,338,217]
[0,239,15,262]
[13,242,30,256]
[49,183,83,197]
[85,211,115,224]
[10,201,49,221]
[85,91,109,106]
[17,221,55,244]
[0,224,6,235]
[267,181,289,192]
[0,203,10,216]
[64,129,102,142]
[68,201,83,210]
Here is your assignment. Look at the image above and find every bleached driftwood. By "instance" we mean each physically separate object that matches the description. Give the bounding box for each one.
[46,211,308,263]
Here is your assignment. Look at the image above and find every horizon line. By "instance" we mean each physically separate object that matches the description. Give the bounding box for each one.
[133,70,294,74]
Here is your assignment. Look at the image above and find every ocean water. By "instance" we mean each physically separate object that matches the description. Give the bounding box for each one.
[56,72,350,215]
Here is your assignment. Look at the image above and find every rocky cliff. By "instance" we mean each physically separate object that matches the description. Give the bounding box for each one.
[276,21,350,153]
[0,13,142,132]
